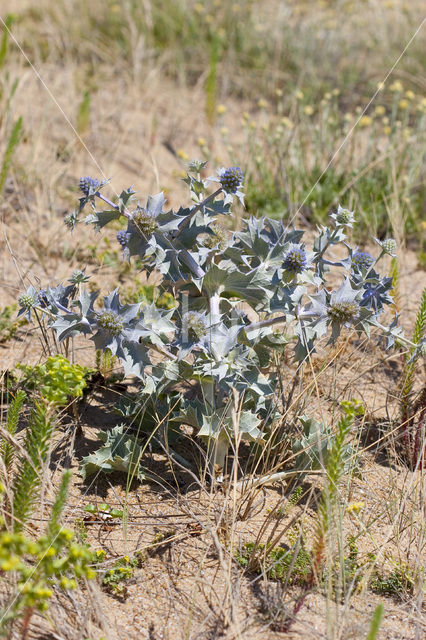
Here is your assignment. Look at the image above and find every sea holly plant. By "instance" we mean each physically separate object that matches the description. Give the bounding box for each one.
[17,164,424,478]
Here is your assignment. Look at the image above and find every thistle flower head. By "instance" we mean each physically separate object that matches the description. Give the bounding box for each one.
[328,300,360,323]
[68,270,90,285]
[95,310,124,336]
[283,247,307,273]
[182,311,208,342]
[188,159,207,173]
[18,293,37,310]
[219,167,244,194]
[351,251,374,271]
[131,208,158,236]
[330,205,355,228]
[64,211,78,230]
[116,230,129,248]
[202,224,228,251]
[79,177,100,196]
[375,237,397,256]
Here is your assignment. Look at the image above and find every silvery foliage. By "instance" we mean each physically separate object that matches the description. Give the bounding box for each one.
[18,162,419,454]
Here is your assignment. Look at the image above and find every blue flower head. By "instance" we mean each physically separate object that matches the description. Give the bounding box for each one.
[116,230,129,248]
[79,177,100,196]
[209,167,245,206]
[219,167,244,194]
[283,247,307,273]
[351,251,374,271]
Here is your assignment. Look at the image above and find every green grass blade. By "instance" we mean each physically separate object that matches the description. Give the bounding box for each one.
[366,603,384,640]
[0,116,23,194]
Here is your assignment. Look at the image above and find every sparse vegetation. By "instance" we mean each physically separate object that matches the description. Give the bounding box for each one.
[0,1,425,639]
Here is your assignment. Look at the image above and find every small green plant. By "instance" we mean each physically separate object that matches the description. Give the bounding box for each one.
[0,389,25,477]
[283,402,362,630]
[11,401,55,531]
[83,502,124,519]
[400,287,426,469]
[122,282,176,309]
[100,555,139,598]
[17,355,90,406]
[236,541,311,586]
[95,348,117,378]
[370,561,416,598]
[0,471,95,636]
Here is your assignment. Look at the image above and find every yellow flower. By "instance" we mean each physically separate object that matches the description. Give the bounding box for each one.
[197,137,206,147]
[346,501,365,514]
[332,88,340,96]
[296,90,304,100]
[303,105,314,116]
[374,105,386,116]
[281,116,294,130]
[324,92,331,101]
[194,2,204,13]
[382,116,389,125]
[257,99,268,109]
[177,149,189,161]
[220,126,228,135]
[0,556,22,571]
[398,99,409,110]
[383,125,392,135]
[344,112,353,122]
[359,115,372,127]
[275,88,283,97]
[390,80,403,92]
[217,104,227,115]
[405,90,415,100]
